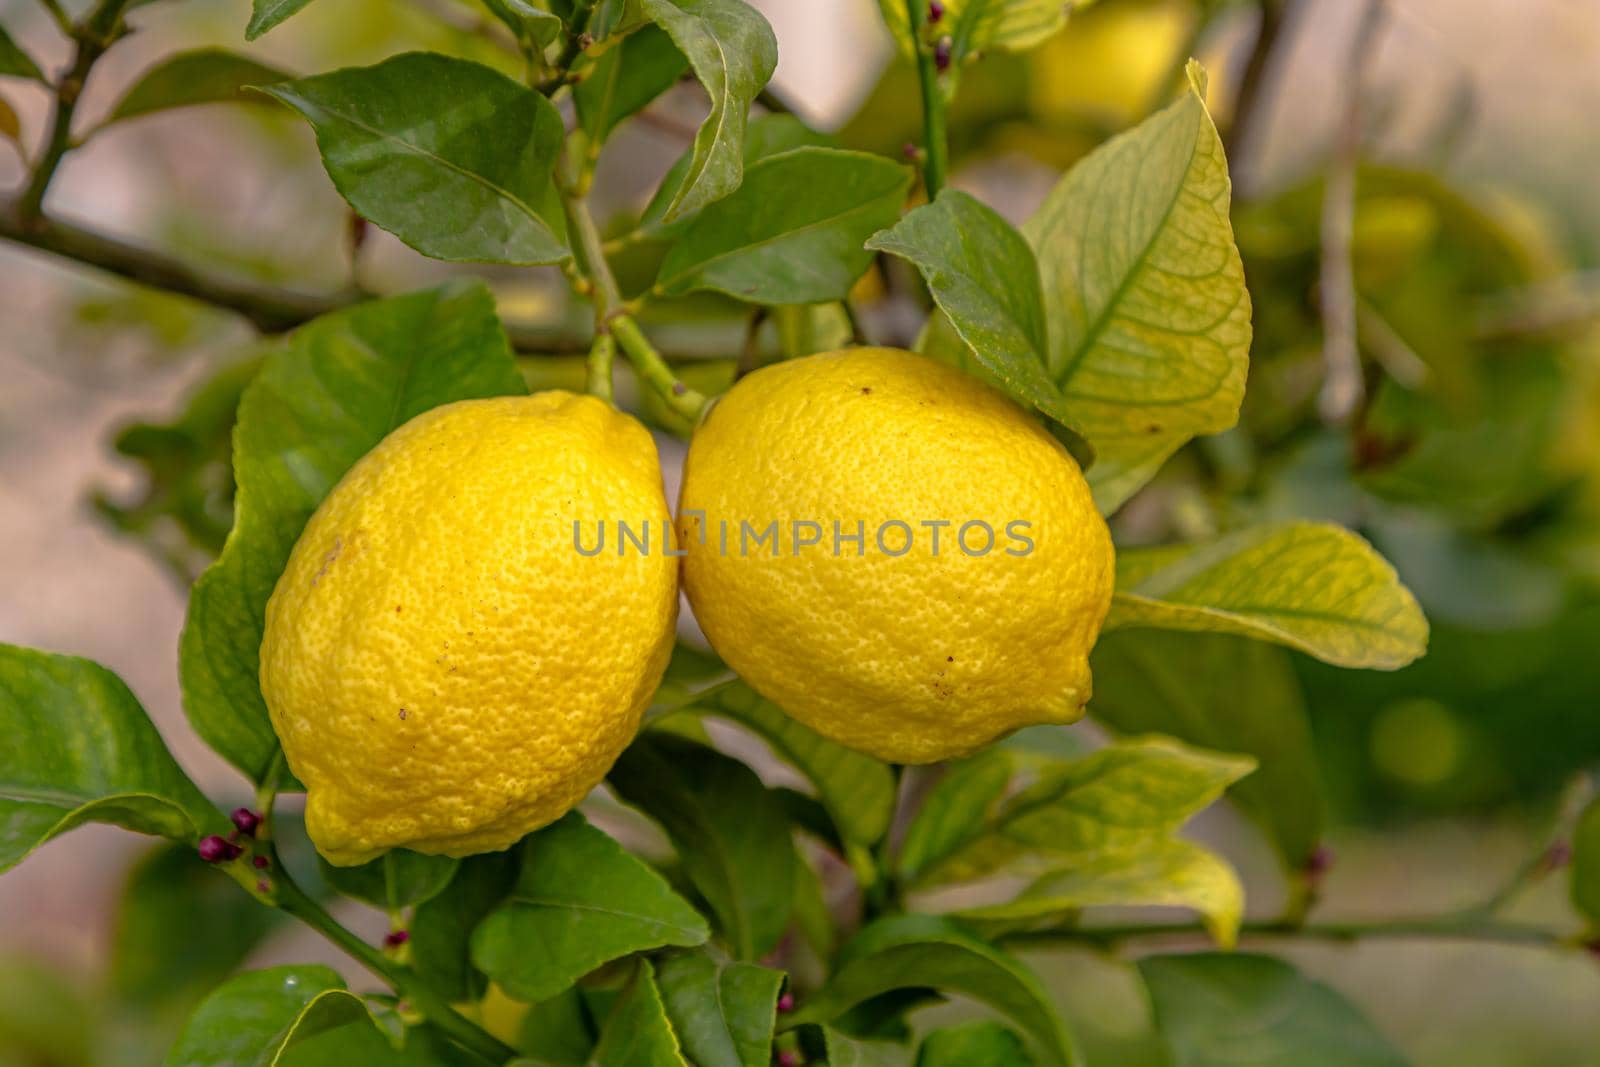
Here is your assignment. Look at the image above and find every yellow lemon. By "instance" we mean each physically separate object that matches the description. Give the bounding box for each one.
[678,348,1114,764]
[261,393,676,865]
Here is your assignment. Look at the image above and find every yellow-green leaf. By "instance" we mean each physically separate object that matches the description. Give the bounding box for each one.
[1106,521,1429,670]
[877,0,1069,58]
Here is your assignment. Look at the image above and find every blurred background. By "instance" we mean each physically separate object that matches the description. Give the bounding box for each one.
[3,0,1600,1063]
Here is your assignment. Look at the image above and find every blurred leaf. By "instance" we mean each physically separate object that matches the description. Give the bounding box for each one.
[411,852,519,1003]
[643,113,836,235]
[1571,795,1600,928]
[246,0,316,39]
[574,24,688,145]
[611,734,796,959]
[0,644,220,873]
[0,24,45,81]
[167,966,373,1066]
[480,0,565,53]
[1107,522,1429,670]
[589,960,688,1067]
[1090,630,1325,870]
[639,0,777,222]
[319,849,459,910]
[917,1021,1033,1066]
[786,915,1077,1067]
[1023,61,1249,512]
[877,0,1067,59]
[658,677,895,847]
[807,1026,912,1066]
[0,92,21,149]
[180,282,524,783]
[791,840,837,960]
[897,750,1016,884]
[1138,954,1411,1067]
[914,738,1253,886]
[0,955,97,1066]
[655,148,909,304]
[262,54,569,265]
[656,951,783,1067]
[471,812,708,1002]
[953,838,1244,947]
[113,843,282,1008]
[515,985,594,1065]
[106,49,291,124]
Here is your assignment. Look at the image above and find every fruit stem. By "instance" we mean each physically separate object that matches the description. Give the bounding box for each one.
[612,314,709,423]
[905,0,949,200]
[587,332,617,403]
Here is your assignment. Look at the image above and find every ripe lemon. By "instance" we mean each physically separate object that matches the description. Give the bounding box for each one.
[261,393,677,865]
[678,348,1114,764]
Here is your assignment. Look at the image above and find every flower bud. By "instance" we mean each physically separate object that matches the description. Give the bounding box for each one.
[383,930,410,949]
[198,835,241,863]
[231,807,262,837]
[933,37,952,73]
[776,992,795,1013]
[927,1,944,23]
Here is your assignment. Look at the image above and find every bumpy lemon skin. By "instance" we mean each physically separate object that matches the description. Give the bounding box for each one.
[261,393,677,865]
[678,348,1114,764]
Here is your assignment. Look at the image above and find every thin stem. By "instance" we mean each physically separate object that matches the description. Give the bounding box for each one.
[905,0,948,200]
[33,0,74,36]
[1225,0,1303,197]
[1000,914,1577,954]
[586,332,616,402]
[270,860,515,1063]
[612,315,708,423]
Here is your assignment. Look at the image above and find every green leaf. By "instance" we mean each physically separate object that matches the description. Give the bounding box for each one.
[166,966,373,1067]
[590,960,689,1067]
[106,49,291,124]
[897,750,1016,885]
[954,838,1244,947]
[0,25,45,82]
[654,147,910,304]
[319,849,459,910]
[868,192,1063,424]
[262,54,569,265]
[112,843,282,1008]
[611,735,797,959]
[246,0,316,39]
[913,738,1254,886]
[1090,630,1325,870]
[786,915,1078,1067]
[411,852,519,1003]
[1571,796,1600,928]
[807,1027,912,1067]
[1023,61,1250,512]
[1106,521,1430,670]
[471,812,709,1002]
[480,0,565,53]
[0,644,219,873]
[659,678,895,847]
[656,952,783,1067]
[180,282,525,782]
[638,0,777,222]
[517,986,595,1065]
[0,92,20,149]
[574,24,689,145]
[918,1021,1033,1067]
[1138,954,1411,1067]
[877,0,1067,58]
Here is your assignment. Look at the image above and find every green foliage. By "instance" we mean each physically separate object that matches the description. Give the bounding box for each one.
[896,750,1016,884]
[573,25,687,145]
[878,0,1068,60]
[917,1020,1034,1066]
[318,850,460,911]
[586,960,685,1067]
[106,50,291,124]
[180,282,525,782]
[0,24,44,82]
[471,812,709,1002]
[656,952,784,1067]
[166,966,377,1066]
[1138,954,1411,1067]
[411,851,520,1004]
[0,644,219,873]
[246,0,317,40]
[263,55,570,265]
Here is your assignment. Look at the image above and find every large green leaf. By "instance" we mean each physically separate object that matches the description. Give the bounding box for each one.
[262,54,569,265]
[471,812,709,1002]
[611,735,796,959]
[0,25,46,82]
[656,952,783,1067]
[643,113,836,235]
[786,915,1078,1067]
[1106,522,1429,670]
[808,1028,912,1067]
[1090,630,1325,870]
[1138,954,1411,1067]
[639,0,777,222]
[655,147,910,304]
[1571,796,1600,928]
[917,1021,1033,1067]
[657,678,895,847]
[479,0,565,54]
[0,644,219,873]
[1023,62,1250,511]
[246,0,316,39]
[896,750,1016,885]
[868,192,1065,429]
[106,49,290,124]
[179,282,525,782]
[573,24,688,145]
[954,838,1244,947]
[318,849,459,910]
[166,966,374,1067]
[589,961,689,1067]
[411,851,519,1003]
[877,0,1067,58]
[913,738,1254,886]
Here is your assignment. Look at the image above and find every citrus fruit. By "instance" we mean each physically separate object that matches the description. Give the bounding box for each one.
[677,347,1115,763]
[261,393,677,865]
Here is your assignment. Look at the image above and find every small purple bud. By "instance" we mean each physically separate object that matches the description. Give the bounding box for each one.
[776,1053,801,1067]
[252,855,270,870]
[927,0,944,23]
[1306,844,1334,877]
[672,382,688,397]
[933,36,952,72]
[256,879,271,893]
[1545,841,1573,870]
[231,807,262,837]
[776,992,795,1013]
[198,835,241,863]
[384,930,410,949]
